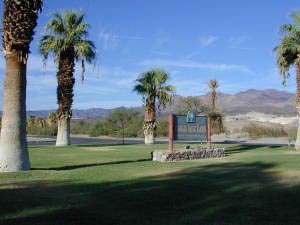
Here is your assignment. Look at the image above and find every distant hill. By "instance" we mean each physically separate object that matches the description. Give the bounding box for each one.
[197,89,296,115]
[165,89,296,115]
[1,89,295,118]
[26,108,112,119]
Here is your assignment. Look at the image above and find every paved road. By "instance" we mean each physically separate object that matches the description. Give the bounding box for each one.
[27,135,292,147]
[28,135,146,146]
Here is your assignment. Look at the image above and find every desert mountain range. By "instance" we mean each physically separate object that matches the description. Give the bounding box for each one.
[197,89,295,115]
[21,89,296,118]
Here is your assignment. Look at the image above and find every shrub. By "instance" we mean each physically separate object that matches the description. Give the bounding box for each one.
[156,117,169,137]
[242,123,287,138]
[27,124,57,136]
[88,121,108,137]
[71,120,92,135]
[209,112,225,135]
[86,109,169,138]
[287,127,297,141]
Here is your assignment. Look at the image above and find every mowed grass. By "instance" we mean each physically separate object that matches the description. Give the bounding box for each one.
[1,144,300,225]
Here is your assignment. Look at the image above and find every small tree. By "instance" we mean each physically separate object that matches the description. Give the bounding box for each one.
[106,108,142,143]
[175,96,209,114]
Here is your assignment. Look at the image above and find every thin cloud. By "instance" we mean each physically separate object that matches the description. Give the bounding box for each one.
[138,58,253,73]
[228,36,256,51]
[99,30,119,49]
[170,79,209,96]
[99,30,170,49]
[199,35,218,47]
[74,100,141,109]
[150,50,171,56]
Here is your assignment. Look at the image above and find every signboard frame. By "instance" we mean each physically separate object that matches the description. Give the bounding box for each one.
[168,114,211,152]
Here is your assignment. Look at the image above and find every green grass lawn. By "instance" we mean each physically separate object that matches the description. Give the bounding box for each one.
[1,143,300,225]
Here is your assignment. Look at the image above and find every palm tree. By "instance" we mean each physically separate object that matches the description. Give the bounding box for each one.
[47,112,57,127]
[27,116,36,127]
[0,0,42,172]
[274,12,300,150]
[39,11,96,146]
[208,79,219,113]
[36,118,45,128]
[133,69,174,144]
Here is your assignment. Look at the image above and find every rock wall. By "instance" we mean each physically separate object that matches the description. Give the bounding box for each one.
[152,148,225,162]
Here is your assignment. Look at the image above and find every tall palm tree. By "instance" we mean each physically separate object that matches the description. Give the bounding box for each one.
[0,0,42,172]
[133,69,174,144]
[208,79,219,113]
[39,11,96,146]
[274,12,300,150]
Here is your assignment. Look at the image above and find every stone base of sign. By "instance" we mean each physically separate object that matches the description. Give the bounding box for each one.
[152,148,225,162]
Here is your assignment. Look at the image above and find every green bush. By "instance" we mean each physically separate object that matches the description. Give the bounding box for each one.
[156,117,169,137]
[26,109,172,138]
[122,117,144,137]
[86,109,168,138]
[71,120,92,135]
[88,121,108,137]
[27,125,57,136]
[287,127,297,141]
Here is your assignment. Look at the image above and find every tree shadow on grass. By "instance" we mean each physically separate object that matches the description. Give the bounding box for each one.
[1,161,300,225]
[225,144,266,156]
[75,143,138,148]
[32,158,151,171]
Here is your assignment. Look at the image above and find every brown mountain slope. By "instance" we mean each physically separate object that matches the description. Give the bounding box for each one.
[169,89,296,115]
[201,89,295,115]
[4,89,295,118]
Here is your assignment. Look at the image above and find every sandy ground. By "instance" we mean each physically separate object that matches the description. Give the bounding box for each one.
[226,112,297,125]
[225,112,297,131]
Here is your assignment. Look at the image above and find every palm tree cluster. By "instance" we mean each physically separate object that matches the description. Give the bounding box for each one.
[0,2,173,172]
[1,1,300,173]
[0,2,98,171]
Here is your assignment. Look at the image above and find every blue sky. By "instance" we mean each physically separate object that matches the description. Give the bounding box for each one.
[0,0,299,110]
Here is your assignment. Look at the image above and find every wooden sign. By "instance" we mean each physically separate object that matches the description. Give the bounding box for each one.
[169,112,211,152]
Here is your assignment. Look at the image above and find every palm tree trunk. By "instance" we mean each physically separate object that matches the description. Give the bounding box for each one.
[0,53,29,172]
[212,90,216,112]
[144,103,156,144]
[295,58,300,150]
[56,117,70,146]
[56,48,75,146]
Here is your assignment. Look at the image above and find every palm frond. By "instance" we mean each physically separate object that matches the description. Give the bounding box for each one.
[274,11,300,85]
[208,79,219,90]
[39,10,97,76]
[133,68,175,108]
[44,13,65,35]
